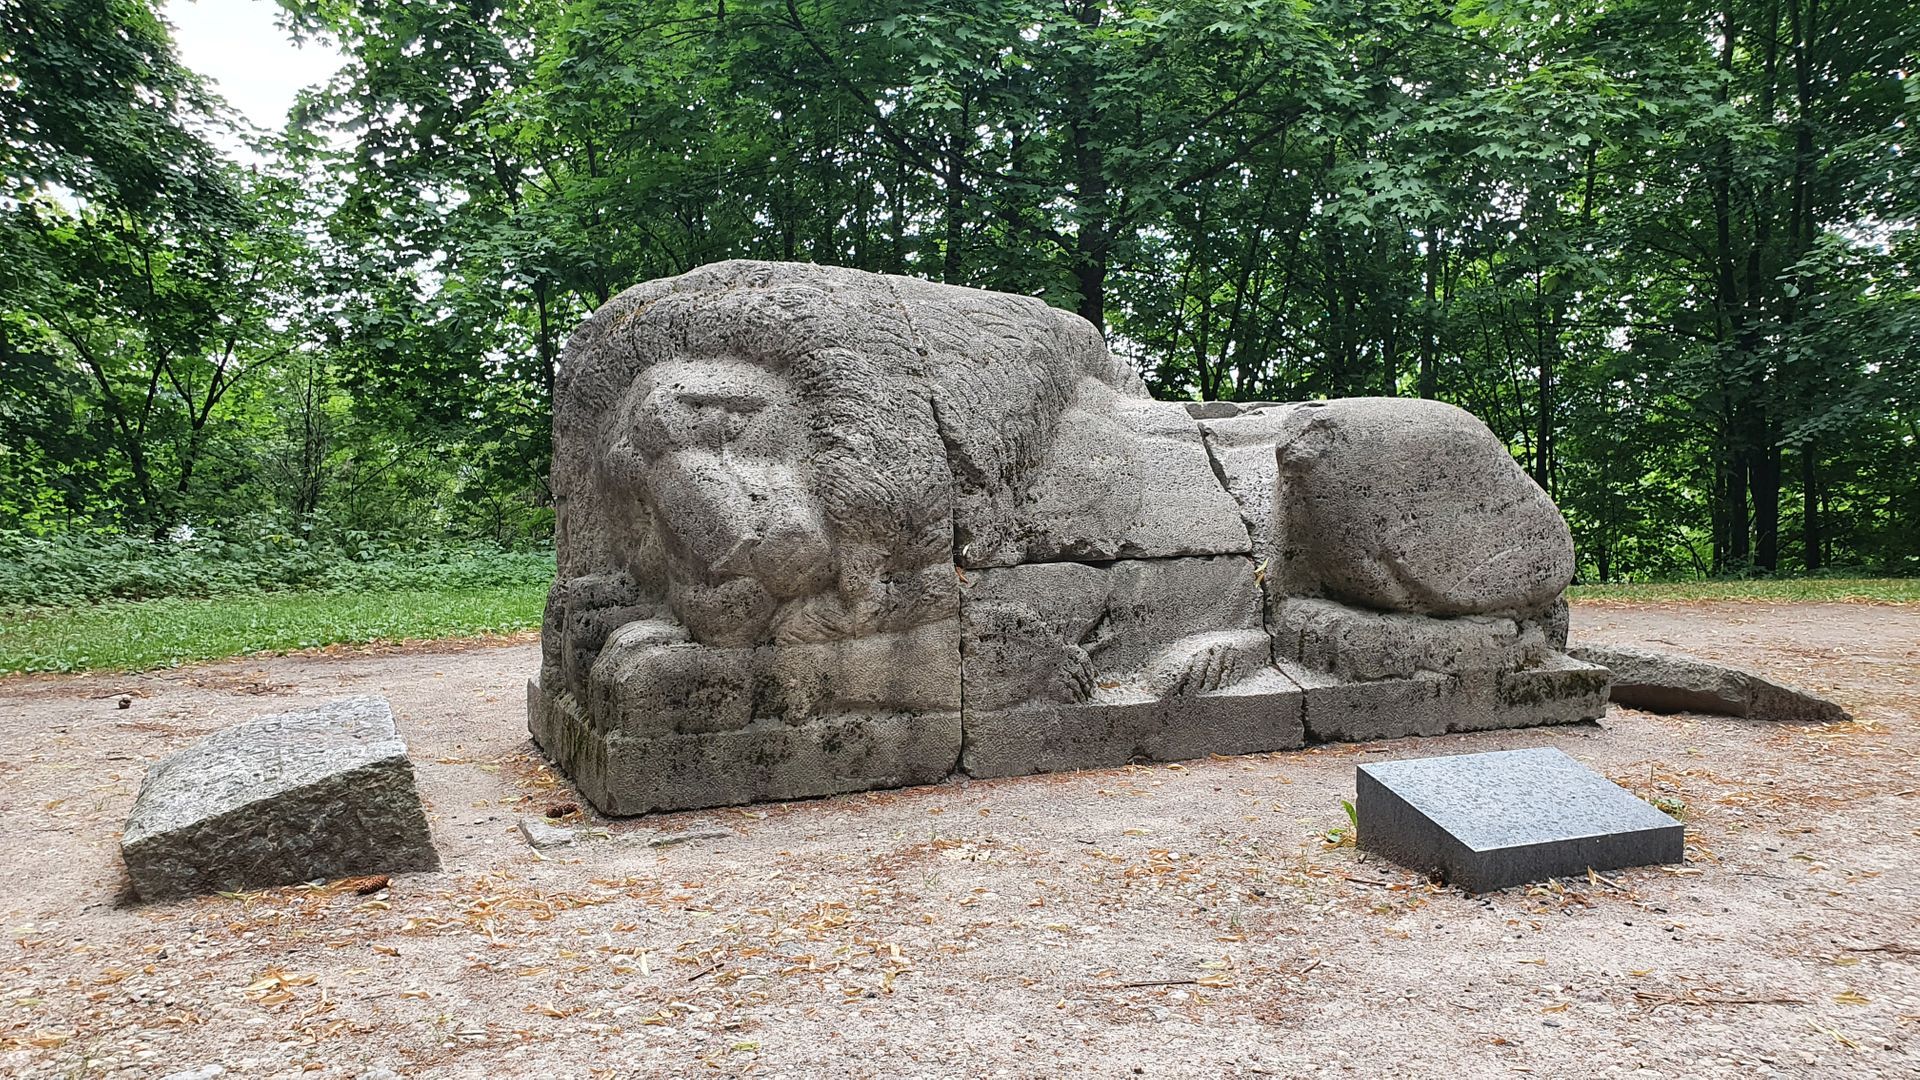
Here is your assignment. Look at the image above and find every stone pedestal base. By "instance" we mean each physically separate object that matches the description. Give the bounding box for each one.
[1285,654,1610,743]
[961,670,1307,778]
[531,646,1609,814]
[529,680,961,816]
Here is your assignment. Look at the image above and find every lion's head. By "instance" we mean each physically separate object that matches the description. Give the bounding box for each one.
[550,261,1129,648]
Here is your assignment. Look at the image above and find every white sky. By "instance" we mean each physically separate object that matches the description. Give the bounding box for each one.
[165,0,343,142]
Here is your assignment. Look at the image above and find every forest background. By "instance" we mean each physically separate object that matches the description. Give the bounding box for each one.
[4,0,1917,642]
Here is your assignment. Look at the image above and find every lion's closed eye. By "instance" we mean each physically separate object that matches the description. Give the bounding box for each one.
[655,389,775,449]
[677,390,769,415]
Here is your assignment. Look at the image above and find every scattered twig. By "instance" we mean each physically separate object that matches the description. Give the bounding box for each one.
[1340,874,1401,888]
[1095,978,1201,990]
[1295,957,1322,976]
[1634,991,1809,1008]
[1844,943,1920,955]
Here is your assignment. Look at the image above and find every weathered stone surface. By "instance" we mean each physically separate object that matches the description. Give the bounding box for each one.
[1273,596,1554,682]
[1267,592,1604,743]
[960,556,1268,706]
[1214,397,1575,617]
[1283,655,1610,742]
[1357,747,1684,892]
[531,676,960,816]
[955,556,1302,775]
[537,261,1253,813]
[645,828,731,848]
[959,384,1251,568]
[898,269,1248,567]
[962,671,1305,777]
[1571,644,1851,723]
[519,816,578,850]
[585,619,962,737]
[122,697,438,901]
[535,261,1599,813]
[1184,400,1250,420]
[1197,402,1317,560]
[1184,400,1285,420]
[548,261,963,664]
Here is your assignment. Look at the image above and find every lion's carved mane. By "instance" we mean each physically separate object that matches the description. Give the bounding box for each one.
[546,261,1139,678]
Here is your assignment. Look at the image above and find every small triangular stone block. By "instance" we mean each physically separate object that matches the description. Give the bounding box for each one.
[122,696,438,901]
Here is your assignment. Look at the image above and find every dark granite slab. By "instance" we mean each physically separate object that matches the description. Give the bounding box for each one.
[1356,747,1683,892]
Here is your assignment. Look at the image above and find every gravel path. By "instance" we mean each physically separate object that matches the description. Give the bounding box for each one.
[1,603,1916,1078]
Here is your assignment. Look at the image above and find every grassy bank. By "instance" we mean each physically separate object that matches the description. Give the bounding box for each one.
[1568,577,1920,604]
[4,572,1912,677]
[0,583,547,675]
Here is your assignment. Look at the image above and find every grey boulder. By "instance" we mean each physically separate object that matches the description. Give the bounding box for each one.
[1572,644,1851,723]
[121,696,439,901]
[1259,397,1574,617]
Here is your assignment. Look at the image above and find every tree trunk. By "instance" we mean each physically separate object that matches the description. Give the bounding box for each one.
[1710,8,1750,571]
[535,282,557,405]
[1418,225,1439,399]
[1533,265,1556,495]
[942,92,969,284]
[890,155,908,273]
[1800,443,1822,572]
[1752,439,1780,571]
[1067,1,1108,331]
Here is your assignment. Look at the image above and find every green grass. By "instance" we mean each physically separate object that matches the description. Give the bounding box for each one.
[5,572,1912,677]
[0,583,548,675]
[1568,577,1920,604]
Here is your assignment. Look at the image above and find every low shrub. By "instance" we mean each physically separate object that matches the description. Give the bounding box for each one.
[0,530,555,609]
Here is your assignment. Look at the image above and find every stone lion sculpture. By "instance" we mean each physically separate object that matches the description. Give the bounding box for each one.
[530,261,1605,814]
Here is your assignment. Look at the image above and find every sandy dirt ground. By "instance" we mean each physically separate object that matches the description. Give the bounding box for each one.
[1,601,1916,1079]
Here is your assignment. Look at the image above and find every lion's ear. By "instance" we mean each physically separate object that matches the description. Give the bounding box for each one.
[1273,404,1336,472]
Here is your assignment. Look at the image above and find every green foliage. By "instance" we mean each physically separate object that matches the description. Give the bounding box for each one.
[0,0,235,217]
[5,0,1919,586]
[1650,793,1688,821]
[5,169,311,530]
[1324,799,1358,848]
[0,584,547,674]
[1568,577,1920,605]
[0,531,554,609]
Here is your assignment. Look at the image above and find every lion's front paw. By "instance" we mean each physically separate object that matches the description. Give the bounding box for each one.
[771,594,857,643]
[1052,643,1095,703]
[1142,630,1271,697]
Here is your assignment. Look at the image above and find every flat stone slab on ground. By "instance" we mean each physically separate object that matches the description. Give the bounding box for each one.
[122,696,439,901]
[1571,643,1851,723]
[1356,747,1682,893]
